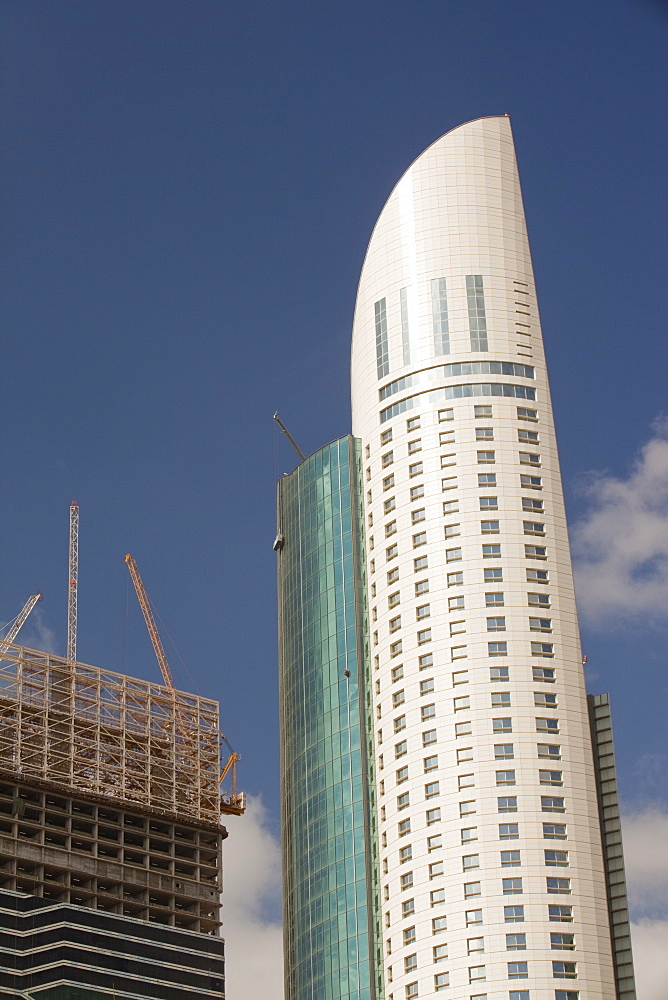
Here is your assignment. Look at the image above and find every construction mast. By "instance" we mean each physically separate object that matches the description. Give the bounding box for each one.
[67,502,79,662]
[0,594,42,656]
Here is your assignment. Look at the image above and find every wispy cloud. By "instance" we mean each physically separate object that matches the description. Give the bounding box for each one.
[221,796,284,999]
[572,418,668,626]
[18,607,59,655]
[623,806,668,999]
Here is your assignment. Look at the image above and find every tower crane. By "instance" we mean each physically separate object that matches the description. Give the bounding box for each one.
[67,502,79,662]
[0,594,43,656]
[124,554,245,816]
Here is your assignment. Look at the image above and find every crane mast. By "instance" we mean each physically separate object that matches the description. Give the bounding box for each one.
[67,502,79,661]
[0,594,43,656]
[124,554,175,691]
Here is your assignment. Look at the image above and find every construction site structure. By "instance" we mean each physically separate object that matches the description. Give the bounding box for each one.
[67,501,78,662]
[0,641,229,999]
[0,594,42,656]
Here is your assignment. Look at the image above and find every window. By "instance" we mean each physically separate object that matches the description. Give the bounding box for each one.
[547,878,571,894]
[382,451,394,468]
[455,721,472,737]
[554,993,580,1000]
[390,640,403,658]
[549,905,573,922]
[409,462,423,478]
[508,961,528,979]
[439,407,454,422]
[496,770,516,786]
[403,926,415,947]
[434,973,449,992]
[389,617,402,635]
[442,475,457,491]
[398,818,411,837]
[480,496,498,510]
[461,826,477,843]
[524,520,545,537]
[385,520,397,538]
[441,453,456,468]
[527,568,549,583]
[535,694,557,712]
[485,592,504,608]
[464,882,481,898]
[537,718,559,734]
[407,415,420,430]
[492,692,511,707]
[503,878,523,894]
[410,483,425,501]
[484,568,503,582]
[418,630,433,647]
[388,567,400,584]
[395,740,408,758]
[429,861,444,880]
[468,964,486,982]
[493,718,512,734]
[533,666,556,683]
[423,730,437,746]
[551,932,575,950]
[483,545,501,562]
[431,277,450,355]
[446,547,462,562]
[449,595,465,611]
[444,523,460,538]
[425,782,440,799]
[478,473,497,487]
[525,545,547,560]
[416,605,431,624]
[466,909,485,929]
[545,850,569,867]
[381,429,393,445]
[459,774,475,790]
[433,945,449,963]
[412,509,426,526]
[520,474,542,489]
[495,743,514,759]
[404,952,417,973]
[523,498,544,514]
[476,427,494,440]
[408,439,422,455]
[432,916,448,934]
[402,898,415,918]
[538,744,561,760]
[387,544,398,561]
[447,571,463,586]
[540,770,563,786]
[426,808,441,825]
[460,801,476,817]
[397,792,410,810]
[463,854,479,871]
[400,872,414,891]
[477,451,495,464]
[487,616,506,631]
[506,934,526,950]
[414,556,428,572]
[383,474,395,491]
[440,429,455,445]
[519,452,541,466]
[475,405,492,417]
[498,797,518,813]
[457,746,473,763]
[505,905,524,922]
[420,679,435,696]
[499,824,519,840]
[443,499,459,514]
[481,520,500,534]
[413,532,427,548]
[542,797,565,813]
[396,766,409,784]
[454,695,470,711]
[405,981,418,1000]
[543,823,567,840]
[453,670,469,686]
[427,835,442,852]
[488,642,508,656]
[517,407,537,421]
[399,845,412,863]
[388,594,401,613]
[467,275,488,351]
[501,850,521,866]
[394,715,406,733]
[490,666,509,683]
[430,888,446,906]
[375,298,389,378]
[553,961,577,979]
[518,428,539,442]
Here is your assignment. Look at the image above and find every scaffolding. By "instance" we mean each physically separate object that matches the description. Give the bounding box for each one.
[0,642,223,827]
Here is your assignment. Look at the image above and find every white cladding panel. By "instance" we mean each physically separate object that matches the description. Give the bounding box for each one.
[351,117,615,997]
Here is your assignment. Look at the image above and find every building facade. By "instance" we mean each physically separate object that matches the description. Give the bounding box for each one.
[278,117,635,1000]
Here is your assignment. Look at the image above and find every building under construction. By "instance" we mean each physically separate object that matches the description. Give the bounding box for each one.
[0,639,240,999]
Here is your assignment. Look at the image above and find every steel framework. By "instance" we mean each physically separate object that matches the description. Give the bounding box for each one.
[67,502,79,662]
[0,642,223,826]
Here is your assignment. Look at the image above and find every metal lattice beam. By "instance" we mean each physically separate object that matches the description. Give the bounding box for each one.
[67,503,79,662]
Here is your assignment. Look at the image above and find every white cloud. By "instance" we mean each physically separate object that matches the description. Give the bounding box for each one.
[623,807,668,998]
[572,419,668,625]
[221,796,284,1000]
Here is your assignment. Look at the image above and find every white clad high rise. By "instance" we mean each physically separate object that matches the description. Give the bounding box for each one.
[350,117,631,999]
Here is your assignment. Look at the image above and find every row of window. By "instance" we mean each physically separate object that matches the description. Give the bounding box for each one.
[375,405,537,450]
[399,986,578,1000]
[395,959,577,982]
[374,276,493,379]
[374,451,541,486]
[380,383,537,423]
[392,764,563,790]
[379,357,536,402]
[391,788,566,815]
[382,715,561,747]
[376,431,539,468]
[390,903,574,930]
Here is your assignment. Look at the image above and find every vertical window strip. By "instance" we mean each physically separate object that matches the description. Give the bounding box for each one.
[400,287,410,366]
[431,278,450,356]
[467,275,488,352]
[375,298,389,378]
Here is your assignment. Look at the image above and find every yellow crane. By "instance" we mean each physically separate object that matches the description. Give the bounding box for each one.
[124,554,244,816]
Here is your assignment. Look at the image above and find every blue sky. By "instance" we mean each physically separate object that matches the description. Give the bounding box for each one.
[1,2,667,988]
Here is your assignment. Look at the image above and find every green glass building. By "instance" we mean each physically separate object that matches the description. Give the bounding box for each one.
[276,436,383,1000]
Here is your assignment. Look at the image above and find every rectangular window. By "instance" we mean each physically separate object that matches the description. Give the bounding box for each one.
[475,405,492,417]
[528,592,550,607]
[439,407,454,422]
[462,853,479,870]
[476,427,494,440]
[410,484,425,501]
[423,730,437,746]
[386,544,398,560]
[382,450,394,468]
[394,715,406,733]
[544,823,567,840]
[532,642,554,657]
[535,693,557,709]
[381,428,393,445]
[484,568,503,582]
[453,670,469,686]
[485,592,504,608]
[481,520,500,534]
[395,740,408,758]
[430,889,446,906]
[434,972,449,991]
[397,792,410,810]
[455,721,472,736]
[534,666,556,682]
[551,932,575,950]
[419,652,433,669]
[421,703,436,720]
[478,473,497,487]
[413,532,427,548]
[517,407,538,421]
[383,474,395,491]
[477,451,495,464]
[493,718,512,733]
[490,666,509,682]
[523,496,544,511]
[467,936,484,953]
[496,770,516,786]
[460,801,476,816]
[495,744,514,760]
[420,678,435,695]
[405,982,418,999]
[440,453,456,468]
[432,916,448,934]
[449,595,465,611]
[505,905,524,922]
[389,616,402,634]
[392,689,405,707]
[418,629,433,646]
[508,961,528,979]
[409,462,423,477]
[443,499,459,514]
[545,850,569,867]
[446,547,462,562]
[480,496,498,510]
[538,744,561,760]
[503,877,523,894]
[467,275,488,351]
[399,845,412,863]
[388,593,401,611]
[540,770,563,786]
[375,297,389,378]
[506,933,527,950]
[414,555,428,572]
[525,544,548,559]
[552,961,578,978]
[448,571,463,586]
[433,944,448,962]
[542,796,565,813]
[482,544,501,558]
[500,823,519,840]
[431,277,450,356]
[547,877,571,894]
[464,881,481,898]
[537,718,559,734]
[385,520,397,537]
[520,474,542,489]
[408,438,422,455]
[407,415,420,430]
[465,909,483,926]
[424,755,439,772]
[468,964,486,982]
[518,428,539,443]
[440,429,455,445]
[549,905,573,922]
[487,616,506,631]
[491,692,511,707]
[427,835,442,852]
[527,568,549,583]
[425,782,440,799]
[388,566,400,584]
[390,640,403,658]
[457,746,473,763]
[498,796,518,813]
[444,523,460,538]
[501,850,521,866]
[488,641,508,656]
[400,872,414,891]
[519,451,541,466]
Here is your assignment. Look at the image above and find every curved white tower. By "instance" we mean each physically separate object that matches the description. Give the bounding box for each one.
[351,117,618,998]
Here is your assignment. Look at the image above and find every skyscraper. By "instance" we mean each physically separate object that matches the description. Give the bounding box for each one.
[277,116,635,1000]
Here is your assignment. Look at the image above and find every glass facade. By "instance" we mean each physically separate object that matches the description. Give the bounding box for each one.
[277,437,382,1000]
